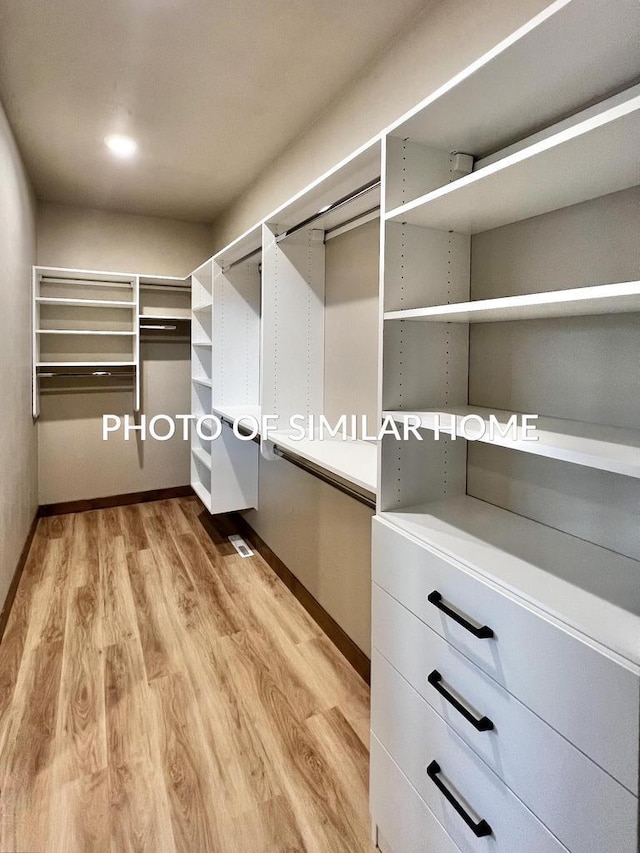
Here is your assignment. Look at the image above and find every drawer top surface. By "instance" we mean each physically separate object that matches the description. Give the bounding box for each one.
[376,496,640,667]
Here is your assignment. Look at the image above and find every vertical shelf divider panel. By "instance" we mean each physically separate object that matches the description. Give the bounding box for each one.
[190,259,213,511]
[260,223,326,460]
[208,247,261,514]
[133,276,141,411]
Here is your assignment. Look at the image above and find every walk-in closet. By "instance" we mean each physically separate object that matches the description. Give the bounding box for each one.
[0,0,638,850]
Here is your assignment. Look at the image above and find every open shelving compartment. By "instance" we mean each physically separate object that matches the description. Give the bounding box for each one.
[379,0,640,671]
[190,260,214,509]
[139,274,191,342]
[32,266,140,417]
[260,140,381,503]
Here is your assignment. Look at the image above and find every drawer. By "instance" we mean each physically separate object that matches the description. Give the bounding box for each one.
[372,650,568,853]
[372,516,640,794]
[372,584,638,853]
[370,734,461,853]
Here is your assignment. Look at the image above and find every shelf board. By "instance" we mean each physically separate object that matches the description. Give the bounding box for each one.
[36,361,136,367]
[192,303,212,313]
[386,89,640,234]
[192,377,212,388]
[379,495,640,665]
[36,329,136,336]
[192,341,212,347]
[270,430,377,494]
[385,406,640,478]
[384,281,640,323]
[390,0,640,159]
[36,297,135,308]
[191,447,212,470]
[191,478,211,510]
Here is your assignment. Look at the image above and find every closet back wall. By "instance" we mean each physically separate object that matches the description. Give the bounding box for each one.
[36,203,211,505]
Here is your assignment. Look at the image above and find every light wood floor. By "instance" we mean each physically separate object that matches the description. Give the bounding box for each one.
[0,497,373,852]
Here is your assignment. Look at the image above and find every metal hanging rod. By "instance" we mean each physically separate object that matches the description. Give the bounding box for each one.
[141,324,178,331]
[139,283,190,292]
[275,177,381,243]
[38,370,135,379]
[219,417,261,445]
[222,247,262,274]
[40,276,133,289]
[273,446,376,508]
[324,206,380,242]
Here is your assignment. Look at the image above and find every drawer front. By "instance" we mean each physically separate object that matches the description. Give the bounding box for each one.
[372,651,568,853]
[372,585,638,853]
[372,516,640,793]
[371,735,461,853]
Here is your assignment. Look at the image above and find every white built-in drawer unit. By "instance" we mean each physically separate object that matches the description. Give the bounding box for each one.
[371,735,461,853]
[372,517,640,796]
[372,651,572,853]
[372,582,638,853]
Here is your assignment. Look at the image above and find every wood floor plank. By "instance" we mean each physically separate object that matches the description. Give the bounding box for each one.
[149,673,221,852]
[54,580,107,783]
[0,639,64,852]
[126,549,181,682]
[105,641,176,853]
[0,497,372,852]
[48,767,110,853]
[101,535,138,646]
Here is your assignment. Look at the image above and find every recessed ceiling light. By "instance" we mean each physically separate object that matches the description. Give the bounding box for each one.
[105,134,138,158]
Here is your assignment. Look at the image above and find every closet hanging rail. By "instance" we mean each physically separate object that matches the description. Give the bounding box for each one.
[140,324,178,331]
[222,247,262,274]
[40,276,133,289]
[275,177,381,242]
[37,370,135,378]
[273,446,376,508]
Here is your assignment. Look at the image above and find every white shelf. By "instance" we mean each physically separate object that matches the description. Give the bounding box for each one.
[270,430,377,494]
[192,341,212,347]
[385,407,640,479]
[192,376,212,388]
[389,0,640,158]
[191,447,212,470]
[36,329,136,336]
[36,361,136,367]
[379,496,640,665]
[384,281,640,323]
[35,297,135,308]
[192,478,212,510]
[192,302,212,313]
[386,89,640,234]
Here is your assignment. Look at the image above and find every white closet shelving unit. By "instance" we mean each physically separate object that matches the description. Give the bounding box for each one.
[371,1,640,852]
[260,141,381,499]
[190,140,381,511]
[33,268,192,419]
[32,266,140,417]
[190,259,214,509]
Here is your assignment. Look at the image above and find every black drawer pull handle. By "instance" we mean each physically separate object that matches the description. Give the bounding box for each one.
[428,591,494,639]
[427,670,494,732]
[426,760,492,838]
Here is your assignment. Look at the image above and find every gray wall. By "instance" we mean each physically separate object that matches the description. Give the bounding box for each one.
[36,203,211,504]
[0,102,37,610]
